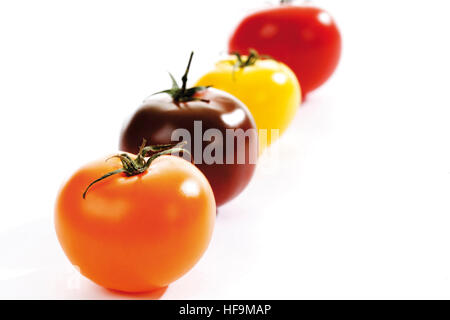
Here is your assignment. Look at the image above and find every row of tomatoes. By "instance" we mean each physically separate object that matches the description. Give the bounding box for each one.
[55,2,341,293]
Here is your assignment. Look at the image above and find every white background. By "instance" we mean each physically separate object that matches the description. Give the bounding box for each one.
[1,0,450,299]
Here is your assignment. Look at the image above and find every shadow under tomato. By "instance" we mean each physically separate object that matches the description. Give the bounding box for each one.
[103,286,168,300]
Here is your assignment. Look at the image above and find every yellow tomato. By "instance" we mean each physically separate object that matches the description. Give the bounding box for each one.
[195,54,301,150]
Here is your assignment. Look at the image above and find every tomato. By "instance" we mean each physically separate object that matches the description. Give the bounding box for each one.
[120,53,257,207]
[195,51,300,149]
[228,3,341,97]
[55,142,216,293]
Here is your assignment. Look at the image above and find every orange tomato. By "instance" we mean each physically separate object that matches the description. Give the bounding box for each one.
[55,153,216,293]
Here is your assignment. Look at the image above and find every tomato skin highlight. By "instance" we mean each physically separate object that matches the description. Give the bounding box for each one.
[55,155,215,293]
[228,5,341,96]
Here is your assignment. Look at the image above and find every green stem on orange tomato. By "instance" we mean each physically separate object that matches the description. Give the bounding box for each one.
[82,139,189,199]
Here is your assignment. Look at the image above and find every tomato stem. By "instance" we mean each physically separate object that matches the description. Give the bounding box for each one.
[152,52,211,103]
[180,52,194,96]
[82,139,189,199]
[230,49,271,69]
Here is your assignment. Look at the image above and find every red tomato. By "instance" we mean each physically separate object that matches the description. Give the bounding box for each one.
[229,4,341,97]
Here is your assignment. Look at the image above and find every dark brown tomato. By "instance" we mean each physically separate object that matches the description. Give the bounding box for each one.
[119,88,258,207]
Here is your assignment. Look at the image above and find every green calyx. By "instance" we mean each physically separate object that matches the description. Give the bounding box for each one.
[82,139,188,199]
[154,52,210,103]
[231,49,269,69]
[229,49,271,80]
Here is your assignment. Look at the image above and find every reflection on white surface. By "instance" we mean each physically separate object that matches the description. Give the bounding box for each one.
[0,268,35,281]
